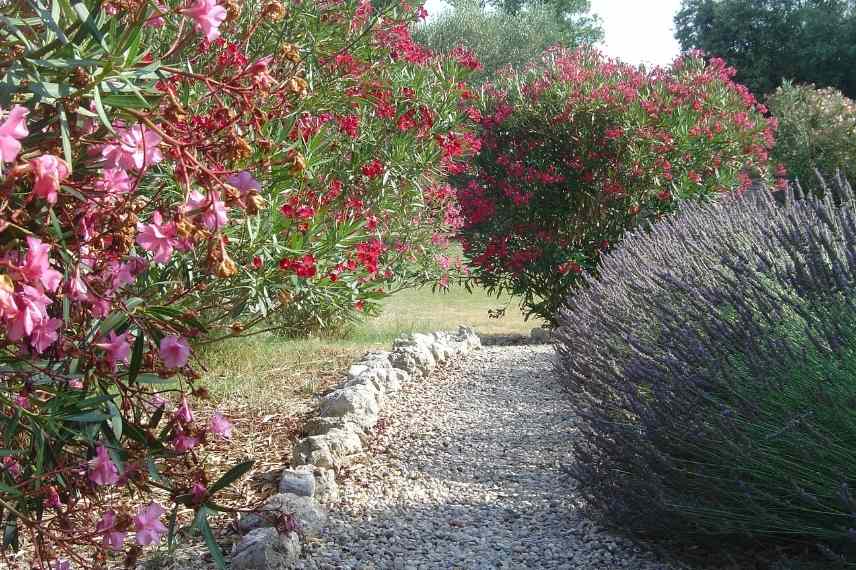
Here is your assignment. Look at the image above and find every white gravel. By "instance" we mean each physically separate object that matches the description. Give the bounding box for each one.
[300,345,687,570]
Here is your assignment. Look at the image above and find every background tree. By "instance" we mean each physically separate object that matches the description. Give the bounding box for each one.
[414,0,602,84]
[674,0,856,98]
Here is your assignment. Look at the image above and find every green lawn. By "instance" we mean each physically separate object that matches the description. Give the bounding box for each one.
[198,285,537,414]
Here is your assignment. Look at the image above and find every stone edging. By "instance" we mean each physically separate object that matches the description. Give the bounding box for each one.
[230,326,482,568]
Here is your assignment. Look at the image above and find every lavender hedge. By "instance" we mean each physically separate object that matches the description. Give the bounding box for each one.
[555,175,856,560]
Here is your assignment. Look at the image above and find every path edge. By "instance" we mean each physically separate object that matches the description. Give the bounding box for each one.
[229,326,482,569]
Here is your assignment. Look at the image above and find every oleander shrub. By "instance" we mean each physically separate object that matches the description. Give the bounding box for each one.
[768,81,856,196]
[0,0,474,566]
[453,47,778,323]
[556,175,856,559]
[146,0,477,335]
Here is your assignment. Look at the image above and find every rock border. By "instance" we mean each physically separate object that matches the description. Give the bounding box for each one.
[230,326,482,569]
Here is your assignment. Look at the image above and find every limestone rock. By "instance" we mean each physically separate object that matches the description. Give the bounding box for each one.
[279,465,315,497]
[319,386,380,427]
[313,467,340,503]
[231,528,301,570]
[292,428,363,469]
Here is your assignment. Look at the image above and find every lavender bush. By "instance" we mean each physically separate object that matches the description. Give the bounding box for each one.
[555,175,856,560]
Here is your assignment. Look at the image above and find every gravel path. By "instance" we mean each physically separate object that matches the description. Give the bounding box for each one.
[301,345,685,570]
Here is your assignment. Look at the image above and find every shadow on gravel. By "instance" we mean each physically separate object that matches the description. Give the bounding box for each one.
[307,347,684,570]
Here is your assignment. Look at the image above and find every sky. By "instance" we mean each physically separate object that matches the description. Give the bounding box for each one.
[422,0,684,67]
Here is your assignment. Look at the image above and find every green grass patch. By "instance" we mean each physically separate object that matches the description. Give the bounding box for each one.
[199,285,535,413]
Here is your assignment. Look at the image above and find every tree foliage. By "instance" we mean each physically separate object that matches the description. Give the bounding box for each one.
[414,0,602,84]
[674,0,856,98]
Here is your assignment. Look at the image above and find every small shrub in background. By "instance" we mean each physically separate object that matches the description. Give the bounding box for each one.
[767,81,856,195]
[454,47,777,323]
[555,176,856,561]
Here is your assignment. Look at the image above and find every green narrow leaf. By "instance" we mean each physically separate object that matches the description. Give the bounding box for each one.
[135,373,172,385]
[98,312,128,335]
[194,508,226,570]
[32,428,45,473]
[70,0,108,49]
[167,503,179,550]
[208,460,254,495]
[48,209,67,244]
[64,411,109,423]
[100,93,151,109]
[107,401,122,440]
[3,514,17,550]
[147,403,164,429]
[0,16,34,49]
[127,330,144,383]
[3,412,21,447]
[91,85,115,134]
[119,18,144,63]
[26,0,68,44]
[58,105,73,173]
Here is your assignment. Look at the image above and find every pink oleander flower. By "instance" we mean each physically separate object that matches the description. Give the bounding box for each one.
[66,267,88,301]
[20,237,62,292]
[136,211,176,263]
[96,168,132,194]
[110,261,138,289]
[30,318,62,354]
[226,171,260,195]
[96,510,127,551]
[88,445,119,486]
[191,482,207,504]
[2,457,20,479]
[160,335,190,368]
[95,331,131,369]
[6,285,51,342]
[176,396,194,424]
[184,189,227,230]
[210,411,233,439]
[31,155,69,204]
[0,105,28,163]
[133,502,168,546]
[173,430,198,453]
[146,2,167,27]
[14,392,30,410]
[181,0,227,41]
[102,124,163,171]
[43,485,62,509]
[247,56,276,89]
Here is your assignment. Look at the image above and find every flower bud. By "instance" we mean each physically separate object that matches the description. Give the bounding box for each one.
[224,0,241,20]
[246,192,266,215]
[280,43,301,63]
[175,216,195,239]
[286,77,308,97]
[288,150,306,174]
[263,1,287,20]
[70,67,90,88]
[222,184,241,205]
[216,256,238,278]
[192,386,210,399]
